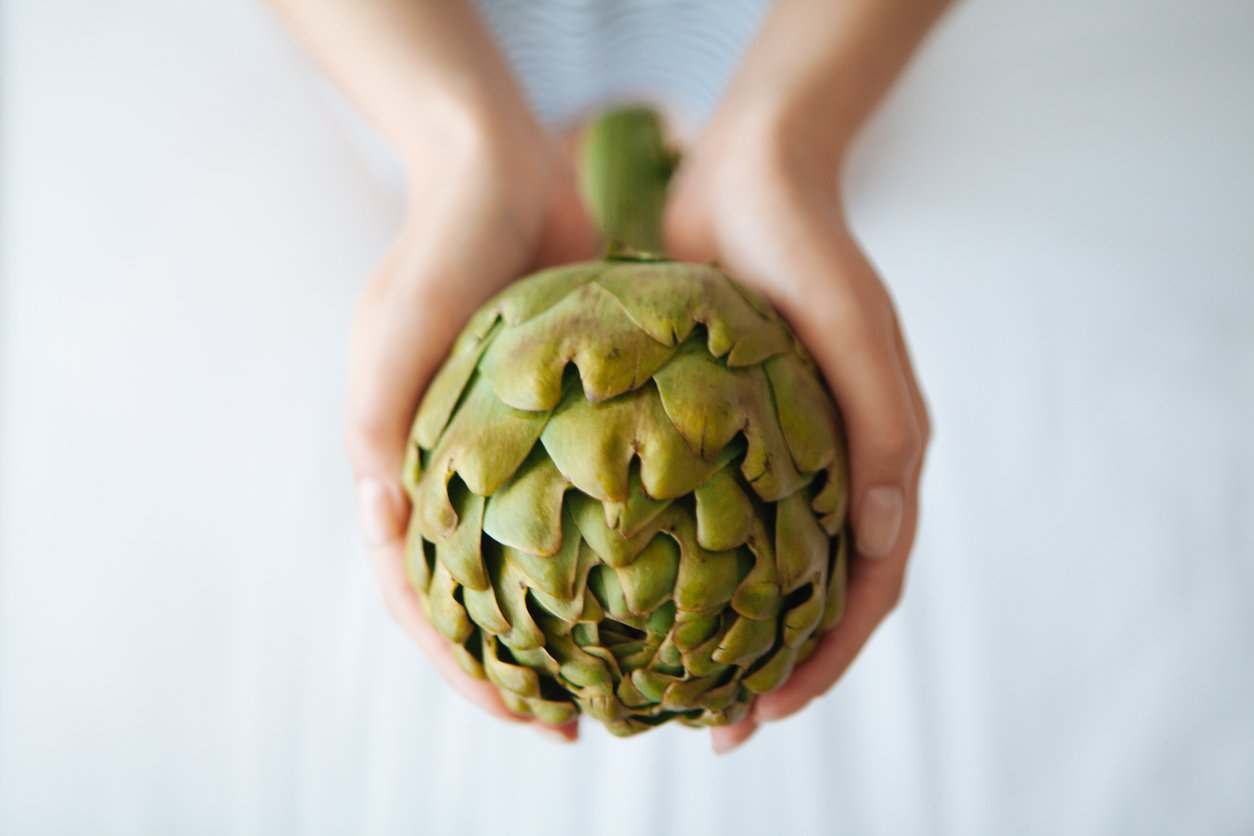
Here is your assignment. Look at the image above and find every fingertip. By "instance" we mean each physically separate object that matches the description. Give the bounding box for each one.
[535,722,578,744]
[711,718,759,755]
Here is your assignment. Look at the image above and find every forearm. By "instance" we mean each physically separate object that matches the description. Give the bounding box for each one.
[724,0,951,165]
[268,0,529,162]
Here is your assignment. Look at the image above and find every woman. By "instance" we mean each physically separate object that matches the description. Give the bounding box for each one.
[270,0,943,753]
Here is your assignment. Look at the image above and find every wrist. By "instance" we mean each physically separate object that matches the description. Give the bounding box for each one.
[712,0,943,180]
[707,85,854,189]
[394,89,549,183]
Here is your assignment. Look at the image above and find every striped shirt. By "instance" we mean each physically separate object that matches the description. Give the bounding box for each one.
[474,0,771,134]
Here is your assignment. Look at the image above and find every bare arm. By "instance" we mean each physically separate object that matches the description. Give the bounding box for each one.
[268,0,532,161]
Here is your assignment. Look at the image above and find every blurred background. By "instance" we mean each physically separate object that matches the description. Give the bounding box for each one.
[2,1,1252,834]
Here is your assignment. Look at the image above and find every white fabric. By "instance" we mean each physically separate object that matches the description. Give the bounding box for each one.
[2,2,1252,834]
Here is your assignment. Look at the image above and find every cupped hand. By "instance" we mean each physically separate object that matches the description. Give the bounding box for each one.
[347,105,596,743]
[665,107,931,754]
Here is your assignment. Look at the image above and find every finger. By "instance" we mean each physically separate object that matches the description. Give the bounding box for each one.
[347,264,527,723]
[345,271,452,488]
[748,305,929,723]
[663,178,930,722]
[534,720,580,744]
[711,716,759,755]
[767,237,924,562]
[366,537,530,724]
[347,272,436,569]
[752,465,920,722]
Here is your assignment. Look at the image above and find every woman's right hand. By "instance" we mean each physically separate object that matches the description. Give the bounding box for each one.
[270,0,596,740]
[347,100,596,743]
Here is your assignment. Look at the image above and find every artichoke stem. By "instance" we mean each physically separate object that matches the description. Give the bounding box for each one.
[579,107,677,257]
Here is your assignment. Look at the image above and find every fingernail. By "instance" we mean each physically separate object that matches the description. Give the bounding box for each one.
[357,477,403,547]
[857,486,903,558]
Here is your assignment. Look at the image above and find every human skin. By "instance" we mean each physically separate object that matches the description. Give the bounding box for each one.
[665,0,947,753]
[270,0,945,750]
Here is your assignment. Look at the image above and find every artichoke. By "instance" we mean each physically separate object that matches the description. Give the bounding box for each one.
[403,109,849,736]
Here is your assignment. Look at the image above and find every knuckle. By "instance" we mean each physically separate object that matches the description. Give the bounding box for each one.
[919,403,934,448]
[351,272,398,336]
[868,418,925,474]
[362,261,399,306]
[344,419,390,469]
[822,298,895,356]
[377,583,405,624]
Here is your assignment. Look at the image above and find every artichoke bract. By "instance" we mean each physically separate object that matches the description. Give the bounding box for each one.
[403,109,850,736]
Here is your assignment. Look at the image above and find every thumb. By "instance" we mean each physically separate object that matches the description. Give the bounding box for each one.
[345,268,445,547]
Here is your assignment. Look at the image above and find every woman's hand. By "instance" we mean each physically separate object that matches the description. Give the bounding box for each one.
[662,0,948,756]
[349,105,596,743]
[271,0,596,741]
[275,0,944,748]
[666,95,932,754]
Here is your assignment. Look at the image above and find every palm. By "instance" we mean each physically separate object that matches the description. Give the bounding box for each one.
[350,132,595,743]
[665,141,929,753]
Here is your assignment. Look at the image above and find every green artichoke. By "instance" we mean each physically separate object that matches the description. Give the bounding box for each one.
[403,109,849,736]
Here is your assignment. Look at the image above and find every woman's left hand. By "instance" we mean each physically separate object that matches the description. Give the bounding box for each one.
[666,100,932,755]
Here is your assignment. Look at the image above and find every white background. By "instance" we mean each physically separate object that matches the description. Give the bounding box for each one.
[2,1,1253,834]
